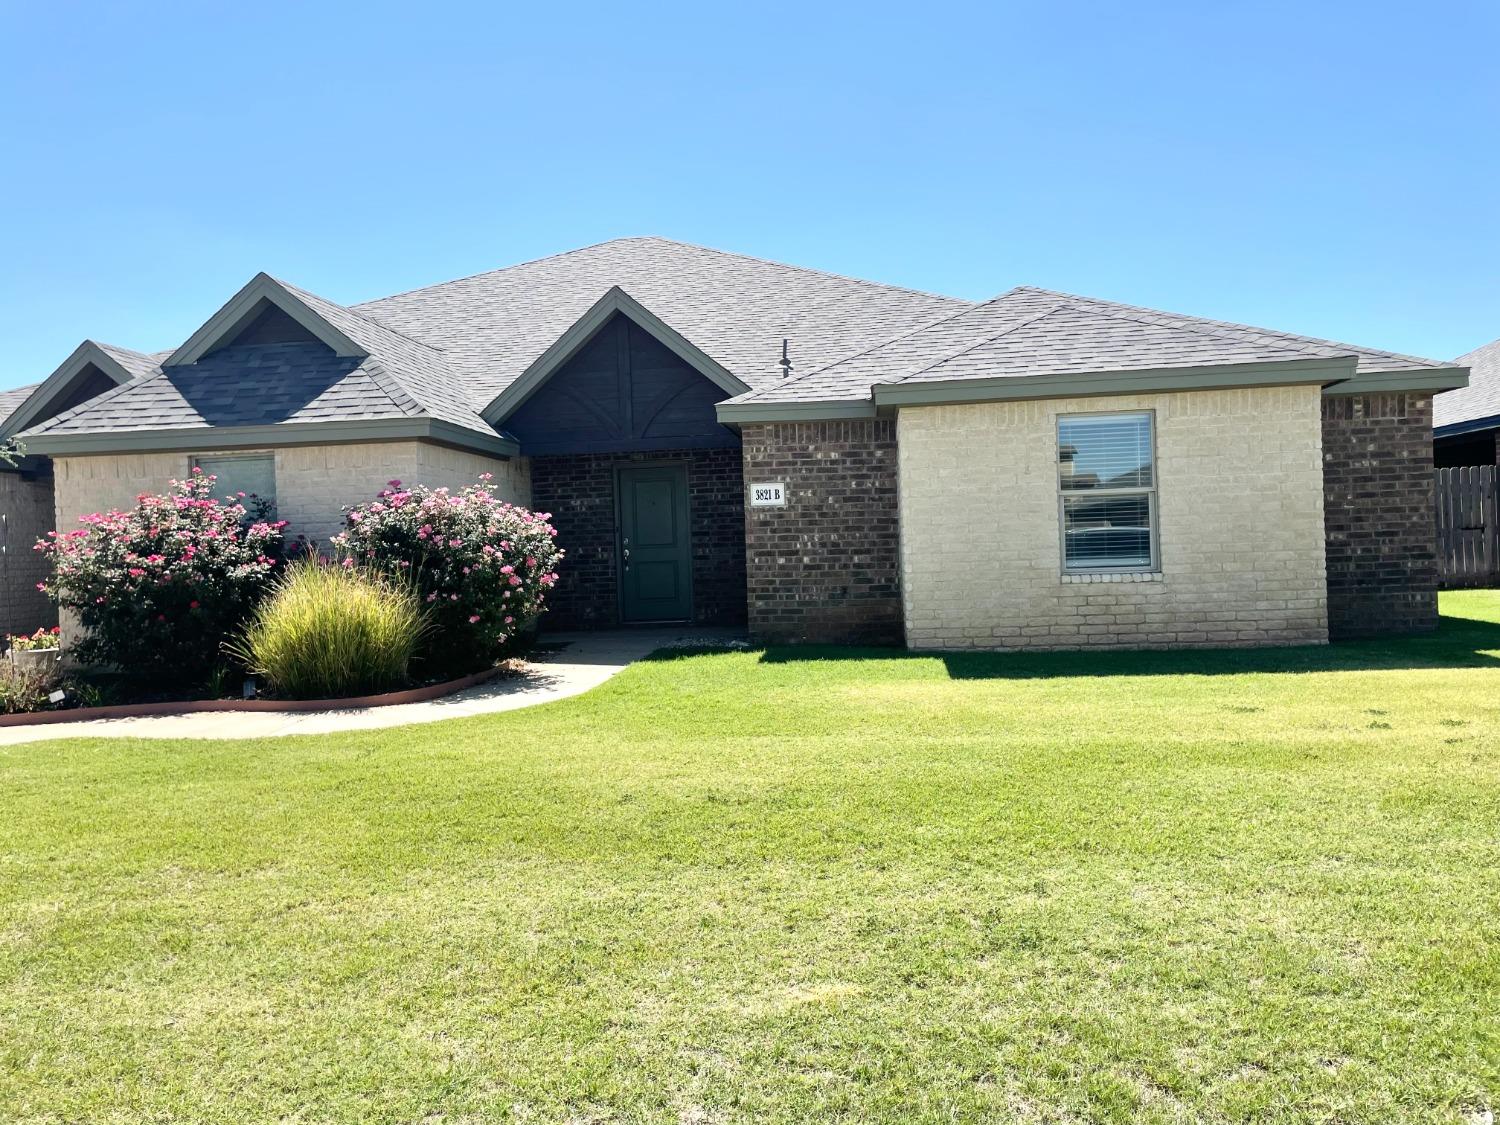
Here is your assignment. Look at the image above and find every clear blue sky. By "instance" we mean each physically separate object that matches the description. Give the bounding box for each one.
[2,0,1496,392]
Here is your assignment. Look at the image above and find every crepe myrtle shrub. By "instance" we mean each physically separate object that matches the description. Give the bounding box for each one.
[333,475,563,673]
[36,470,285,681]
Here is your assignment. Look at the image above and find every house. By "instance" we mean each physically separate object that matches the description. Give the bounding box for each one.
[1,382,61,638]
[2,237,1467,650]
[1434,336,1500,466]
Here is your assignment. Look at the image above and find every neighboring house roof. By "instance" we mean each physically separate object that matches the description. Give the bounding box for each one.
[1,341,163,440]
[1434,336,1500,434]
[12,237,1467,451]
[722,287,1461,415]
[0,383,39,428]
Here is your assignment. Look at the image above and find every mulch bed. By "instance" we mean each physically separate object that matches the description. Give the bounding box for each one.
[0,661,527,728]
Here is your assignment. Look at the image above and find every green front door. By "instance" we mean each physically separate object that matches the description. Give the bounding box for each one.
[618,464,693,623]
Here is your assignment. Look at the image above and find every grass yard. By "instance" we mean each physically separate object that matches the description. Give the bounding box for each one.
[3,595,1500,1123]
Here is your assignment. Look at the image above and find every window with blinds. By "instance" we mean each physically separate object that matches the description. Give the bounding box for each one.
[1057,411,1157,571]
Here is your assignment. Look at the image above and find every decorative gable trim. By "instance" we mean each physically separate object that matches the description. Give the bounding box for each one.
[166,273,366,367]
[1,341,139,439]
[482,286,749,426]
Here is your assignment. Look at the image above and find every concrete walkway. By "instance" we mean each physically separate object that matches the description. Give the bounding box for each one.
[0,626,746,744]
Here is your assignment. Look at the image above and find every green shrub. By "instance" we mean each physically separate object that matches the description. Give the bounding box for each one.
[37,471,285,684]
[334,476,563,676]
[228,560,426,700]
[0,662,60,715]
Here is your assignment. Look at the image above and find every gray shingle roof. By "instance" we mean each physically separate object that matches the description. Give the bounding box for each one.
[354,237,969,401]
[728,286,1456,405]
[0,383,40,429]
[94,342,166,382]
[24,343,413,436]
[1435,336,1500,430]
[25,239,966,442]
[18,238,1460,441]
[276,279,493,435]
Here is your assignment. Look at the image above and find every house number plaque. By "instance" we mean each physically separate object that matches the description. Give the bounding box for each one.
[750,482,786,508]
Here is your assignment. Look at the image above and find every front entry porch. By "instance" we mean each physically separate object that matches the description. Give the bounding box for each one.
[529,446,747,630]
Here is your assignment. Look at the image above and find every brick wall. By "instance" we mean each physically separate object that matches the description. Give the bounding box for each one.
[529,447,745,628]
[53,442,528,548]
[740,420,902,645]
[50,443,530,645]
[1321,392,1438,637]
[0,469,58,637]
[898,387,1328,650]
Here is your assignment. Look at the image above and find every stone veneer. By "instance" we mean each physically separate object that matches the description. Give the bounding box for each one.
[528,447,745,628]
[1321,392,1438,637]
[0,468,58,637]
[51,441,529,547]
[898,387,1329,650]
[739,420,902,645]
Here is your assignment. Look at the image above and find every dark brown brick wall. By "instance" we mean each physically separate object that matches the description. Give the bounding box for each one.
[528,447,745,629]
[1322,393,1438,638]
[0,468,58,638]
[741,420,902,645]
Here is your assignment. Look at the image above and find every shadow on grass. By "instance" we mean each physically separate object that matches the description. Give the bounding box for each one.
[736,611,1500,679]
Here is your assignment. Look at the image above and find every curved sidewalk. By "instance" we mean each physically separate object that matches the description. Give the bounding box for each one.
[0,627,745,745]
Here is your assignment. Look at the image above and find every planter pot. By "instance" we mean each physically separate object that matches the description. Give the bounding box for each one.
[7,648,60,674]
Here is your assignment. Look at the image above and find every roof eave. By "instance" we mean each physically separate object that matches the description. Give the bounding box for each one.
[482,286,751,427]
[1434,413,1500,440]
[871,356,1359,409]
[20,418,519,459]
[1322,366,1469,396]
[714,398,879,424]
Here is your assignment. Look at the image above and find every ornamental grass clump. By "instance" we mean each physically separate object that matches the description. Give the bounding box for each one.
[229,559,427,700]
[36,470,285,683]
[334,475,564,675]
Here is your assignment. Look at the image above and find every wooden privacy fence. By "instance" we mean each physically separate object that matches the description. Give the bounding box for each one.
[1435,466,1499,587]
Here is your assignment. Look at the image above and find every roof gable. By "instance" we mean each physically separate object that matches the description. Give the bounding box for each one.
[503,310,738,455]
[0,340,157,439]
[483,286,748,426]
[168,274,364,366]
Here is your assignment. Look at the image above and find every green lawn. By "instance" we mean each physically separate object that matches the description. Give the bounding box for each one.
[3,595,1500,1123]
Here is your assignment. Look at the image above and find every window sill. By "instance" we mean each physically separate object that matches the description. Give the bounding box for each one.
[1060,571,1163,584]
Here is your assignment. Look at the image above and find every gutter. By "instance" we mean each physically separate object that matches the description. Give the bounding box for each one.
[18,418,520,460]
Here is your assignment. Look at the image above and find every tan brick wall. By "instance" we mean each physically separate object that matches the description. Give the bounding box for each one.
[275,442,530,544]
[897,386,1328,650]
[53,442,530,547]
[53,452,192,535]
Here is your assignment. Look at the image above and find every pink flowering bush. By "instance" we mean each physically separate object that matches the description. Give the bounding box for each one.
[333,475,563,673]
[36,470,285,679]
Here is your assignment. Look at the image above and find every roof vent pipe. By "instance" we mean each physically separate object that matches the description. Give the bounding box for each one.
[780,338,793,379]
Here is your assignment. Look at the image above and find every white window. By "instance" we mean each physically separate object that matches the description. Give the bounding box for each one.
[193,454,277,516]
[1057,411,1157,572]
